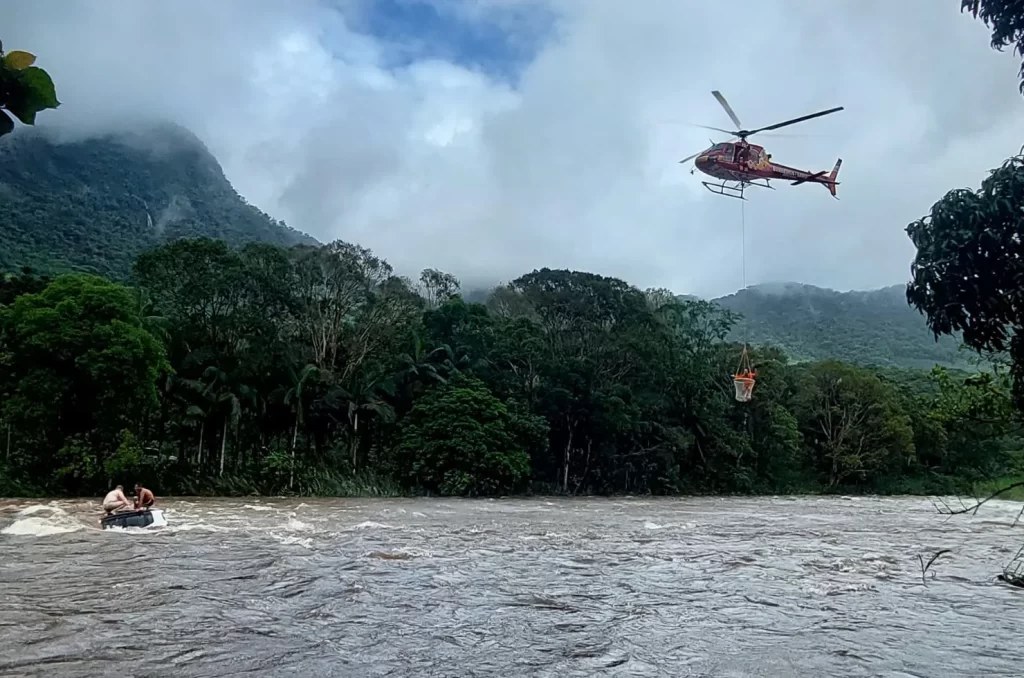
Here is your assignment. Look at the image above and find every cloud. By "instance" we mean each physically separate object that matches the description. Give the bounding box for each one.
[5,0,1024,297]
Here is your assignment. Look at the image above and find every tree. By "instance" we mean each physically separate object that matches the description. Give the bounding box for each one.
[200,363,255,477]
[289,241,415,379]
[961,0,1024,93]
[790,362,914,488]
[0,40,60,137]
[642,299,739,487]
[1,268,50,306]
[924,366,1019,476]
[134,237,249,354]
[905,152,1024,410]
[0,274,169,491]
[418,268,461,309]
[281,363,319,489]
[395,373,544,496]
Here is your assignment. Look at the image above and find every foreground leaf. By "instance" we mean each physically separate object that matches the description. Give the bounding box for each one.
[18,66,60,107]
[3,50,37,70]
[4,66,60,124]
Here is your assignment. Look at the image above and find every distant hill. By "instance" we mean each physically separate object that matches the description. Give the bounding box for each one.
[466,280,971,371]
[713,283,973,370]
[0,123,316,279]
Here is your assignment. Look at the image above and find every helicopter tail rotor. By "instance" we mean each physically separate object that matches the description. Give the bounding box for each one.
[825,158,842,199]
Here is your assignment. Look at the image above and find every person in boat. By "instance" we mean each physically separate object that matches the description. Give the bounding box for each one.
[134,484,155,511]
[102,485,132,514]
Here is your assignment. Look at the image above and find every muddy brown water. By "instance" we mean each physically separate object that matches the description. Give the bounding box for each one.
[1,496,1021,677]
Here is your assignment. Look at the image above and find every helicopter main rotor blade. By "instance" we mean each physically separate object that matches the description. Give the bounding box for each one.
[693,124,737,136]
[679,151,704,164]
[747,106,844,136]
[758,131,832,139]
[711,90,743,130]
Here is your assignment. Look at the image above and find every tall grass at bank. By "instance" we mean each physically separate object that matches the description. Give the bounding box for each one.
[172,468,405,498]
[969,476,1024,503]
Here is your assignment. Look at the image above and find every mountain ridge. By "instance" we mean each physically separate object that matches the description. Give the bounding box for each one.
[0,122,316,279]
[712,282,968,369]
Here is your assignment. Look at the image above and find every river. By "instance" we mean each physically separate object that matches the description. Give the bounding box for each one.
[0,496,1021,677]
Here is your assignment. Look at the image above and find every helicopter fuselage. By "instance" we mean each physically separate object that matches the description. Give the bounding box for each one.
[678,90,843,199]
[693,140,840,198]
[695,142,818,183]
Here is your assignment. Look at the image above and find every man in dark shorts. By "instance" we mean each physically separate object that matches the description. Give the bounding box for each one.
[134,484,155,510]
[102,485,132,514]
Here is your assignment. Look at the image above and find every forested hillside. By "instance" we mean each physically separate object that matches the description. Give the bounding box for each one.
[715,283,971,370]
[0,124,315,279]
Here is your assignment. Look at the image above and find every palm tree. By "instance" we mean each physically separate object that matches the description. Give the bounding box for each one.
[169,374,215,469]
[391,328,466,409]
[135,287,172,344]
[321,373,395,473]
[202,365,256,477]
[283,363,320,489]
[185,404,207,467]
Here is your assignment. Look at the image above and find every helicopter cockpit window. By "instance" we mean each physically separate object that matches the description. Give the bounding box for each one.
[711,143,734,160]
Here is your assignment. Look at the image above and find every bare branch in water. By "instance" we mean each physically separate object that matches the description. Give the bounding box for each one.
[1013,505,1024,529]
[998,544,1024,588]
[928,482,1024,587]
[918,549,952,585]
[930,481,1024,516]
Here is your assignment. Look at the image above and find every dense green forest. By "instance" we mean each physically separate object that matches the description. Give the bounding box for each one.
[1,239,1019,498]
[0,124,315,279]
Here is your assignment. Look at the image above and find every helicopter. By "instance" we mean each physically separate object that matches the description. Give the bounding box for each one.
[679,91,844,200]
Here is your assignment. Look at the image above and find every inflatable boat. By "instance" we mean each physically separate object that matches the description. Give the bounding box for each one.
[100,509,167,530]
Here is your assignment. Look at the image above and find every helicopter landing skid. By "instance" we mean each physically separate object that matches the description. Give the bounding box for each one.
[701,178,774,200]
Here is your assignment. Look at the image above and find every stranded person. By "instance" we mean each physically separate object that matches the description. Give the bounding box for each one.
[102,485,132,514]
[134,484,155,511]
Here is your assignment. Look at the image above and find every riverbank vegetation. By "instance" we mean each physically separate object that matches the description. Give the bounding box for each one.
[1,239,1020,498]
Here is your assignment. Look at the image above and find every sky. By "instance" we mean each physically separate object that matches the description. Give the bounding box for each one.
[6,0,1024,298]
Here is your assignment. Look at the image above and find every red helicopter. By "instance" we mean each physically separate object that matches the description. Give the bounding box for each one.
[680,91,844,200]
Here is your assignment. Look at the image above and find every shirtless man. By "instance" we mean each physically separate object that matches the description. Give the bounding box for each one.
[134,484,155,511]
[102,485,132,514]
